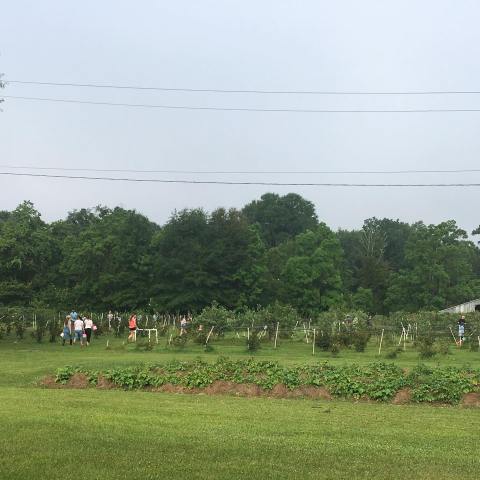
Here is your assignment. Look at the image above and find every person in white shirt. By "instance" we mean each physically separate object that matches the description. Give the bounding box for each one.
[107,311,114,330]
[180,316,187,336]
[73,317,85,346]
[84,317,94,346]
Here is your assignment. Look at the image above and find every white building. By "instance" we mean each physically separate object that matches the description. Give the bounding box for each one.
[441,299,480,314]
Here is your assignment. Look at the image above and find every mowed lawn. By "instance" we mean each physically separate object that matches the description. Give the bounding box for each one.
[1,337,480,479]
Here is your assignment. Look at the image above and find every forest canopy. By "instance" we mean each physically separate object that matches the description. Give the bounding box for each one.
[1,193,479,314]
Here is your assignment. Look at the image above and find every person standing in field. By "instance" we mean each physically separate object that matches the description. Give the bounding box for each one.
[180,316,187,336]
[84,316,94,346]
[458,315,466,346]
[107,310,114,330]
[128,314,137,342]
[70,310,78,338]
[62,316,72,346]
[73,315,85,346]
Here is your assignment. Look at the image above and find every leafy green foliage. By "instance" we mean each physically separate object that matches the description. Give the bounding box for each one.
[52,359,480,404]
[408,365,478,404]
[1,198,479,315]
[242,193,318,248]
[246,330,261,351]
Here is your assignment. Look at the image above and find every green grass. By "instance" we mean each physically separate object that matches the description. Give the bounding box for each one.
[1,335,480,479]
[1,332,480,388]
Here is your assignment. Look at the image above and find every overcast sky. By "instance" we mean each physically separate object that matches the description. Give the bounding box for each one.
[1,0,480,233]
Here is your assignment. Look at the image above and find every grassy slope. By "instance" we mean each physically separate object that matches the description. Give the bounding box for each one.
[1,336,480,479]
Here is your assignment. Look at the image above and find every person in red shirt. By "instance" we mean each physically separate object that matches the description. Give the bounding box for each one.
[128,314,137,342]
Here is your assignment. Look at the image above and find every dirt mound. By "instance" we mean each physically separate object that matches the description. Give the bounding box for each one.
[270,384,291,397]
[296,386,332,400]
[96,375,116,390]
[462,392,480,407]
[39,375,62,388]
[204,381,240,395]
[392,388,412,405]
[157,383,188,394]
[67,373,89,389]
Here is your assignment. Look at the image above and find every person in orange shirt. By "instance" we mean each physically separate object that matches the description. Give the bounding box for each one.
[128,314,137,342]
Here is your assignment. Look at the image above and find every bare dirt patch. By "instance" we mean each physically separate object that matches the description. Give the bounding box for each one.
[39,375,62,388]
[296,386,332,400]
[67,373,89,389]
[96,375,116,390]
[462,392,480,407]
[392,388,412,405]
[204,381,239,395]
[156,383,188,394]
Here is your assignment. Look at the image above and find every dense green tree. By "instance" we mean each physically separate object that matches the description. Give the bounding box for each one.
[1,198,479,314]
[59,206,158,310]
[0,201,59,305]
[338,218,412,313]
[263,224,344,314]
[386,221,480,311]
[151,208,265,312]
[243,193,318,247]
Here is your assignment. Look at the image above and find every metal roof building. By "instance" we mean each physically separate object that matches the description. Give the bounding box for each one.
[441,299,480,314]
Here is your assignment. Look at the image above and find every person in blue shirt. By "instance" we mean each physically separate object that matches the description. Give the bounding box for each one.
[70,311,78,339]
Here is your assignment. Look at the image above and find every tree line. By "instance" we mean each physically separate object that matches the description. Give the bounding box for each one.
[1,193,479,314]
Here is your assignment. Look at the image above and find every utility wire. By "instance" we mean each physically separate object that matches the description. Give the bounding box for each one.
[4,95,480,113]
[1,165,480,175]
[1,171,480,187]
[6,79,480,96]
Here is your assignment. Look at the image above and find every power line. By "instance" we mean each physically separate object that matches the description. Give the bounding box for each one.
[1,171,480,187]
[4,95,480,113]
[1,164,480,175]
[6,79,480,96]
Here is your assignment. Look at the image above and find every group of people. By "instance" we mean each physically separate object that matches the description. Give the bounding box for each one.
[62,310,95,347]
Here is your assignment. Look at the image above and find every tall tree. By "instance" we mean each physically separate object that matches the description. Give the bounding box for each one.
[386,221,480,311]
[243,193,318,247]
[150,208,265,311]
[0,201,59,305]
[263,224,344,314]
[59,207,158,310]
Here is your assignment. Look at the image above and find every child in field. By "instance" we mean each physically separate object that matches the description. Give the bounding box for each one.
[180,316,187,336]
[62,316,72,346]
[458,315,466,346]
[107,310,114,330]
[128,314,137,342]
[84,316,93,346]
[73,316,85,346]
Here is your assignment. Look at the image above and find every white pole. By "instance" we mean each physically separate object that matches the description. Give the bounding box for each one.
[303,323,309,344]
[378,329,384,355]
[312,329,316,355]
[205,326,215,346]
[274,322,279,349]
[247,327,250,340]
[449,326,458,346]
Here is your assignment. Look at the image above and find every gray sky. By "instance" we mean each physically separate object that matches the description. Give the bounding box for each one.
[1,0,480,233]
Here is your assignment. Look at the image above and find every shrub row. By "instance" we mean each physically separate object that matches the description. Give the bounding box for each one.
[54,358,480,404]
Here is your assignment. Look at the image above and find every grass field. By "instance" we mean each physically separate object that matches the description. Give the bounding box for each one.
[1,335,480,479]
